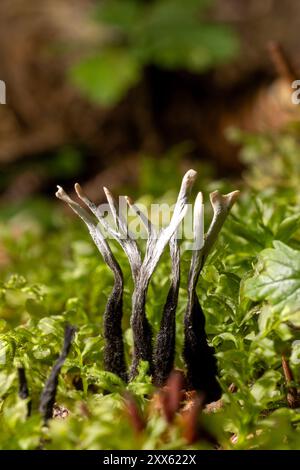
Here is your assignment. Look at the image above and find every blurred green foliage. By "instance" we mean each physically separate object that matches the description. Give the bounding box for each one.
[0,146,83,197]
[70,0,238,105]
[227,126,300,199]
[1,129,300,449]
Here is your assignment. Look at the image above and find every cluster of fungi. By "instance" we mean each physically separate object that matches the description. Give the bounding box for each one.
[56,169,239,404]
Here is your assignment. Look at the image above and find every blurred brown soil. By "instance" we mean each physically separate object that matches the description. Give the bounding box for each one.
[1,0,300,203]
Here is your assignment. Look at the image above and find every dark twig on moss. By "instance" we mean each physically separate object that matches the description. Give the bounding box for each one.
[39,325,76,423]
[17,367,31,417]
[184,190,239,402]
[127,169,197,379]
[153,234,180,386]
[56,186,128,382]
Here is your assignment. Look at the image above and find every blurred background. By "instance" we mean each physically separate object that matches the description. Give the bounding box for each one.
[0,0,300,209]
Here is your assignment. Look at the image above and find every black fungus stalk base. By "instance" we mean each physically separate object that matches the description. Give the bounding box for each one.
[104,273,128,383]
[130,287,153,380]
[184,294,221,404]
[153,291,177,387]
[153,239,180,387]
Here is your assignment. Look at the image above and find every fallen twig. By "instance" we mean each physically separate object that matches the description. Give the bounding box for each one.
[39,324,76,423]
[17,367,32,417]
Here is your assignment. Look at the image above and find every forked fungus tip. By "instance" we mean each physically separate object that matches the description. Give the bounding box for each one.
[55,185,65,199]
[210,189,240,208]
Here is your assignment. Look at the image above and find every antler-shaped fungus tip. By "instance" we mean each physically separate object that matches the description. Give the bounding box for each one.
[210,189,240,210]
[182,169,197,190]
[226,190,240,208]
[103,186,114,202]
[103,186,120,226]
[55,185,71,203]
[74,183,98,214]
[74,182,84,198]
[55,185,64,198]
[125,195,134,206]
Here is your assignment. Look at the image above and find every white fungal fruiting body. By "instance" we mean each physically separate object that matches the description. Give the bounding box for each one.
[193,192,204,252]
